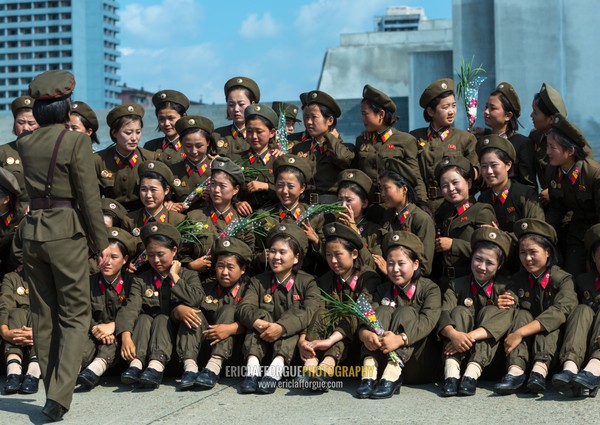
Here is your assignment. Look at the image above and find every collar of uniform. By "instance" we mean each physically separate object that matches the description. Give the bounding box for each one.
[187,157,208,167]
[213,205,232,218]
[276,271,293,286]
[115,147,135,159]
[282,202,300,213]
[145,205,165,220]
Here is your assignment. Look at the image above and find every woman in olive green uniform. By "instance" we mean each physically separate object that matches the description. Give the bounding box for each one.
[237,224,320,394]
[291,90,354,204]
[544,114,600,277]
[143,90,190,166]
[410,78,479,214]
[94,104,158,211]
[117,223,206,390]
[494,219,577,396]
[68,101,100,145]
[212,76,260,160]
[354,84,426,202]
[438,228,517,397]
[357,231,441,399]
[77,228,136,390]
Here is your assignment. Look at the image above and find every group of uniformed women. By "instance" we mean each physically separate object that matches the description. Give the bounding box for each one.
[2,69,600,422]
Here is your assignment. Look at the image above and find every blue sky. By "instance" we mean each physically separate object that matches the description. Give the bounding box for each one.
[118,0,452,104]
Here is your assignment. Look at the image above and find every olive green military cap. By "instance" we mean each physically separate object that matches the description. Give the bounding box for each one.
[266,222,309,254]
[324,222,364,250]
[107,227,137,257]
[71,101,99,132]
[551,113,587,148]
[362,84,396,113]
[140,222,181,248]
[224,76,260,102]
[306,90,341,118]
[584,223,600,252]
[272,101,301,123]
[382,230,425,261]
[106,103,144,127]
[273,154,314,181]
[28,70,75,100]
[0,167,20,195]
[101,198,129,225]
[514,218,558,246]
[471,227,512,258]
[175,115,214,136]
[419,78,454,109]
[138,160,175,186]
[213,237,253,263]
[477,134,516,162]
[434,155,473,182]
[152,89,190,110]
[539,83,567,116]
[245,104,278,128]
[211,157,245,186]
[11,96,34,117]
[337,168,372,196]
[299,92,310,108]
[495,82,521,117]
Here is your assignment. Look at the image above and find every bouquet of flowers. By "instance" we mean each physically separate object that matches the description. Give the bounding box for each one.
[319,291,403,366]
[296,202,347,225]
[456,57,487,132]
[275,109,289,153]
[182,178,211,207]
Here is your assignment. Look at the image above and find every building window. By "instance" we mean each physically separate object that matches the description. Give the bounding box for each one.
[49,26,59,33]
[34,39,47,46]
[34,64,46,71]
[62,25,71,32]
[7,29,18,36]
[34,14,45,21]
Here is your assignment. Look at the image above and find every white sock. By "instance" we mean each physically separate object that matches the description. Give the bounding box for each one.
[147,359,165,372]
[507,365,525,377]
[130,358,143,370]
[562,360,578,374]
[444,358,461,379]
[265,356,285,381]
[362,356,378,380]
[531,361,548,378]
[205,356,223,375]
[87,358,108,376]
[6,355,21,375]
[183,359,198,373]
[584,358,600,376]
[246,355,261,377]
[381,362,402,381]
[26,359,41,378]
[463,362,482,380]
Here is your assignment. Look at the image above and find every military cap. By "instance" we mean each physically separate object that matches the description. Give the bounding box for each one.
[175,115,214,136]
[272,101,301,123]
[362,84,396,113]
[494,82,521,117]
[434,155,473,182]
[419,78,454,109]
[299,92,310,108]
[382,231,425,261]
[305,90,341,118]
[138,160,175,186]
[584,223,600,252]
[211,157,245,186]
[106,103,144,128]
[245,104,278,128]
[71,101,99,132]
[273,154,313,181]
[514,218,558,246]
[0,167,20,196]
[152,89,190,111]
[11,96,34,117]
[224,76,260,103]
[337,169,372,196]
[382,158,421,189]
[101,198,128,225]
[471,227,512,258]
[538,83,567,116]
[477,134,516,162]
[140,222,181,248]
[28,70,75,100]
[213,237,253,263]
[551,114,587,148]
[266,222,309,254]
[324,222,363,250]
[107,227,137,257]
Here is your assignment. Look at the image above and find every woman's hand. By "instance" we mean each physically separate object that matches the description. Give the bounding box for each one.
[253,319,270,332]
[187,256,212,273]
[380,331,403,354]
[539,188,550,205]
[359,328,381,352]
[203,323,235,345]
[445,329,476,354]
[504,331,522,355]
[120,332,136,361]
[91,322,115,340]
[496,292,516,309]
[259,323,284,342]
[169,260,182,282]
[234,201,253,217]
[372,254,388,275]
[172,305,203,329]
[247,181,269,193]
[298,338,316,361]
[309,338,334,352]
[435,236,453,253]
[166,201,188,213]
[338,204,360,234]
[301,221,320,248]
[1,326,33,346]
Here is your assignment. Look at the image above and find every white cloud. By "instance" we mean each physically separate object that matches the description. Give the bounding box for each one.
[239,12,281,39]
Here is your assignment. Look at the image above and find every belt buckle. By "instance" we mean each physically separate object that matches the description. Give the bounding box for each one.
[446,267,455,279]
[374,192,381,204]
[428,187,438,199]
[309,193,319,205]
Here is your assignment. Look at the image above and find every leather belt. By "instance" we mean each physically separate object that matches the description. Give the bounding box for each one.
[29,198,77,210]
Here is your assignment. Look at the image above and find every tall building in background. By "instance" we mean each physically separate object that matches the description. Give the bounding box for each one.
[0,0,120,111]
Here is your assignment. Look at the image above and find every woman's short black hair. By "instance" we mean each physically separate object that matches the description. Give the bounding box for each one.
[246,114,275,131]
[490,90,521,134]
[71,111,99,144]
[533,93,553,117]
[109,115,143,143]
[154,101,186,132]
[519,234,560,268]
[378,170,416,204]
[213,252,250,286]
[308,103,337,131]
[423,91,454,123]
[325,236,363,270]
[337,181,368,203]
[32,98,70,126]
[275,166,307,187]
[180,127,211,142]
[548,128,588,161]
[479,147,513,166]
[472,240,505,269]
[437,164,473,185]
[108,239,129,260]
[139,172,172,202]
[268,234,304,273]
[360,98,399,127]
[146,234,178,251]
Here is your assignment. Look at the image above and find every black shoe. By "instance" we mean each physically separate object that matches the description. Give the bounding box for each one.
[458,377,477,396]
[294,371,310,387]
[19,374,39,394]
[493,373,526,395]
[42,399,68,422]
[239,375,260,394]
[572,370,600,391]
[195,368,219,390]
[121,366,142,385]
[527,372,546,394]
[370,377,402,399]
[179,371,197,391]
[440,377,460,397]
[139,368,163,389]
[77,369,100,390]
[4,374,22,395]
[552,370,576,391]
[356,378,376,399]
[256,376,278,394]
